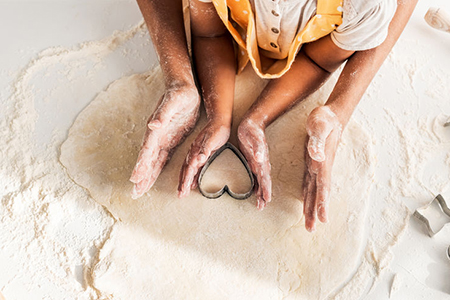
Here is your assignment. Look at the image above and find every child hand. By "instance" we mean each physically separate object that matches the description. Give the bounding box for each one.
[178,120,231,197]
[237,119,272,210]
[302,106,342,232]
[130,85,201,199]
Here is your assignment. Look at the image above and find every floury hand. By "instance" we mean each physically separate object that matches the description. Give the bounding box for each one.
[130,85,200,199]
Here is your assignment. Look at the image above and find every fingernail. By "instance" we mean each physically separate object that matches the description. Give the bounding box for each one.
[148,120,161,129]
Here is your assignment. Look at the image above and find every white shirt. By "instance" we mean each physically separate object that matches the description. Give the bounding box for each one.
[198,0,397,59]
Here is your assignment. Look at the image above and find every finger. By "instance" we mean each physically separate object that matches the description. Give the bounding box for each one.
[190,170,200,190]
[178,143,210,197]
[304,174,317,232]
[309,158,321,175]
[178,146,206,197]
[254,165,271,211]
[307,136,327,162]
[259,170,272,203]
[130,131,159,183]
[302,172,311,216]
[130,146,159,184]
[190,151,208,190]
[131,158,159,199]
[316,160,331,223]
[131,176,153,199]
[253,178,263,210]
[306,108,337,163]
[248,160,266,210]
[302,169,310,204]
[145,149,170,191]
[180,129,226,196]
[256,183,266,211]
[178,160,197,198]
[256,190,266,211]
[253,146,272,205]
[257,199,266,211]
[131,149,169,199]
[148,95,169,126]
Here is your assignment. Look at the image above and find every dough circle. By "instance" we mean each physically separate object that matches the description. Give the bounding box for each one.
[60,66,374,299]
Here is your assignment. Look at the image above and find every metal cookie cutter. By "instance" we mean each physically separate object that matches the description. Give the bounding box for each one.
[447,245,450,261]
[198,142,254,200]
[445,117,450,127]
[413,194,450,237]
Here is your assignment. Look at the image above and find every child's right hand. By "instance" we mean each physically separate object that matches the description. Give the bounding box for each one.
[178,119,231,198]
[129,85,201,199]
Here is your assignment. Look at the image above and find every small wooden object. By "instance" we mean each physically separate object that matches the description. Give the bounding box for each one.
[425,7,450,33]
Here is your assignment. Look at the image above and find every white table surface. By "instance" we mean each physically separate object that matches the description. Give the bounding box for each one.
[0,0,449,299]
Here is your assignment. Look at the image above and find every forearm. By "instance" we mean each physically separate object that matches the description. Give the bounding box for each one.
[193,34,236,126]
[326,0,419,126]
[137,0,195,88]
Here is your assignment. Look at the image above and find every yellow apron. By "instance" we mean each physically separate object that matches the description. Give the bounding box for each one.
[210,0,343,79]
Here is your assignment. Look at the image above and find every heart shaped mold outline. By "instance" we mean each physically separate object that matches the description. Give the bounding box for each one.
[198,142,254,200]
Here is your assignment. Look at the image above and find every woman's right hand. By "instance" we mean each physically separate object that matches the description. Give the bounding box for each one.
[130,85,201,199]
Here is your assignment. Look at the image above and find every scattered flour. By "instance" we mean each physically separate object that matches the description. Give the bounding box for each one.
[0,14,449,300]
[0,22,145,300]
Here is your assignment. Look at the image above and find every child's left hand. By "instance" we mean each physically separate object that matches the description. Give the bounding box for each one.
[302,106,342,232]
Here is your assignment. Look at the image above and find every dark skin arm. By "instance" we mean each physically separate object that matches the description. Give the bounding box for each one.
[302,0,418,232]
[130,0,201,198]
[178,0,237,197]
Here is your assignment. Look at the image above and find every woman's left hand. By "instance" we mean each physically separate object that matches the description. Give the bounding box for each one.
[303,106,343,232]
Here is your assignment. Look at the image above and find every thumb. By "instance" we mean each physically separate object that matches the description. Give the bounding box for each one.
[306,108,337,162]
[307,134,328,162]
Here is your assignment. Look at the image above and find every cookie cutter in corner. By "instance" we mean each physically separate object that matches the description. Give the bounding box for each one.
[447,245,450,261]
[198,142,254,200]
[444,117,450,127]
[413,194,450,237]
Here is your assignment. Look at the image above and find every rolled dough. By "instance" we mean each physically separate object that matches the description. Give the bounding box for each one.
[60,66,374,299]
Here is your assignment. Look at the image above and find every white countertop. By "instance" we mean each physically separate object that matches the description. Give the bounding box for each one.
[0,0,449,299]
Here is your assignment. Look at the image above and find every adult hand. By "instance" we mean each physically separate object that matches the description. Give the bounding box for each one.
[237,119,272,210]
[178,119,231,197]
[303,105,342,232]
[130,85,200,199]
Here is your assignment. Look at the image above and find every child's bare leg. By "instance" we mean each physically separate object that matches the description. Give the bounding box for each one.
[237,35,354,211]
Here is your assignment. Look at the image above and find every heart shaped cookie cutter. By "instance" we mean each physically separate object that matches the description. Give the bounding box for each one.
[198,142,254,200]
